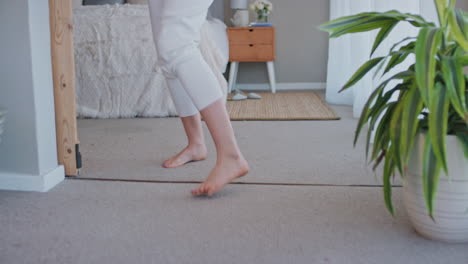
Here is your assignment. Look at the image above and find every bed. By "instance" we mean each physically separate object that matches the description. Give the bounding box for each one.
[73,4,229,118]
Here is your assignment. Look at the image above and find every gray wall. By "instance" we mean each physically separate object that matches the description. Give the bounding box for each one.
[457,0,468,10]
[0,0,63,190]
[209,0,225,20]
[224,0,467,85]
[224,0,330,84]
[1,0,40,174]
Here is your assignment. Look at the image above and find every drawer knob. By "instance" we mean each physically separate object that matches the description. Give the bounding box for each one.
[249,29,254,32]
[249,44,254,47]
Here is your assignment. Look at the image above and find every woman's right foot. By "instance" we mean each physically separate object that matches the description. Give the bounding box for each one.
[191,155,249,196]
[162,144,207,168]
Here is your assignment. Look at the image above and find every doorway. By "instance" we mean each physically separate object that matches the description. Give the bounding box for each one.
[49,0,81,176]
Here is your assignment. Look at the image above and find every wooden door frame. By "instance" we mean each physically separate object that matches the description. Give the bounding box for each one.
[49,0,81,176]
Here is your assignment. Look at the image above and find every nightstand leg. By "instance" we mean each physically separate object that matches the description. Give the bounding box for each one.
[267,61,276,93]
[228,62,239,94]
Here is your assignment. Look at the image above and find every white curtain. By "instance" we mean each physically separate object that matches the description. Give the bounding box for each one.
[326,0,438,118]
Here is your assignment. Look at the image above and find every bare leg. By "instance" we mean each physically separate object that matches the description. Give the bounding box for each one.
[163,113,207,168]
[191,99,249,196]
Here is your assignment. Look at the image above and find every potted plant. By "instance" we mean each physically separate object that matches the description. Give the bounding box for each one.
[320,0,468,242]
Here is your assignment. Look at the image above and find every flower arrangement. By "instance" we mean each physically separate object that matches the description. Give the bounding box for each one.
[250,1,273,23]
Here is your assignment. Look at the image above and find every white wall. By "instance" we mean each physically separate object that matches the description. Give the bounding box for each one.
[0,0,64,192]
[224,0,330,87]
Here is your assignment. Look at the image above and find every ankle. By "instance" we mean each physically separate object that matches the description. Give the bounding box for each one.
[187,143,207,154]
[188,142,205,149]
[218,151,244,162]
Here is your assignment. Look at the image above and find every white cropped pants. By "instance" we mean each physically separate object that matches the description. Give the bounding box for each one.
[148,0,223,117]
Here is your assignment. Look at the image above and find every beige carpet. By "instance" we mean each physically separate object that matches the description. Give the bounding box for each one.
[2,181,467,264]
[227,92,340,120]
[76,100,398,186]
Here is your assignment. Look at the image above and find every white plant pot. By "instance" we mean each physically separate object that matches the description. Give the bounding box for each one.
[403,134,468,243]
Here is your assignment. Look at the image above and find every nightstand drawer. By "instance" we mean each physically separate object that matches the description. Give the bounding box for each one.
[229,44,275,62]
[227,28,274,45]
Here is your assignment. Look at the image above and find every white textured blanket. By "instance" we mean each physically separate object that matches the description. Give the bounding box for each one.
[73,4,229,118]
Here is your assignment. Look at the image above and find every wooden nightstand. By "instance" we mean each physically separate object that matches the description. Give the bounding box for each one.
[227,27,277,93]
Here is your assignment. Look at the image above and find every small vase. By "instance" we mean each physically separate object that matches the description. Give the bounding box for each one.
[257,10,268,23]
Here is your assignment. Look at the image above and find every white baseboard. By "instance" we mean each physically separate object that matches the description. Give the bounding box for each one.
[234,82,326,91]
[0,165,65,192]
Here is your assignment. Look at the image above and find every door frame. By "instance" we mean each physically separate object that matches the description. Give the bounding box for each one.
[49,0,80,176]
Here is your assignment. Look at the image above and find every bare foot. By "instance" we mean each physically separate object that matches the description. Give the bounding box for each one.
[162,144,207,168]
[191,156,249,196]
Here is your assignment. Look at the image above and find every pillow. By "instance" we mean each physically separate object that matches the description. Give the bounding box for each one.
[127,0,148,4]
[83,0,126,5]
[73,0,83,8]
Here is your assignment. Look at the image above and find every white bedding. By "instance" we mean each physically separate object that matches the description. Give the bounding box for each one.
[73,4,229,118]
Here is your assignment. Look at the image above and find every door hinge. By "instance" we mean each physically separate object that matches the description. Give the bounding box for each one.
[75,143,82,169]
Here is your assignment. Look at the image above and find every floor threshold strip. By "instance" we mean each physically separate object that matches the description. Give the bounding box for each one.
[66,177,402,188]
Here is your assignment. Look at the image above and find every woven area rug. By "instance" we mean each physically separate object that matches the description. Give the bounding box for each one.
[227,92,340,121]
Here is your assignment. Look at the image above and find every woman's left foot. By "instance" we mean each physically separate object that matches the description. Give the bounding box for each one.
[191,155,249,196]
[162,144,207,168]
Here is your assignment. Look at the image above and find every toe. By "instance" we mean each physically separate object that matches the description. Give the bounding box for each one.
[162,159,174,168]
[192,184,203,196]
[203,185,211,195]
[207,187,215,196]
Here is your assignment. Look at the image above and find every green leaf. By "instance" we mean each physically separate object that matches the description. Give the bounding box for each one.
[373,56,389,79]
[390,101,404,174]
[390,37,416,53]
[435,0,449,26]
[341,57,385,92]
[362,86,401,158]
[454,8,467,37]
[353,80,399,146]
[365,95,393,159]
[422,134,442,218]
[380,10,434,27]
[371,102,398,161]
[390,70,416,80]
[320,13,396,38]
[374,40,414,79]
[384,51,411,75]
[371,21,398,57]
[319,13,378,32]
[400,87,424,168]
[460,55,468,66]
[383,146,395,216]
[329,16,398,38]
[442,56,468,121]
[354,83,385,147]
[428,82,450,173]
[455,131,468,158]
[448,9,468,51]
[415,27,442,105]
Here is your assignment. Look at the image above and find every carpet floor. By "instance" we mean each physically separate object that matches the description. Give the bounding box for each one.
[1,91,465,264]
[1,180,467,264]
[76,93,391,185]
